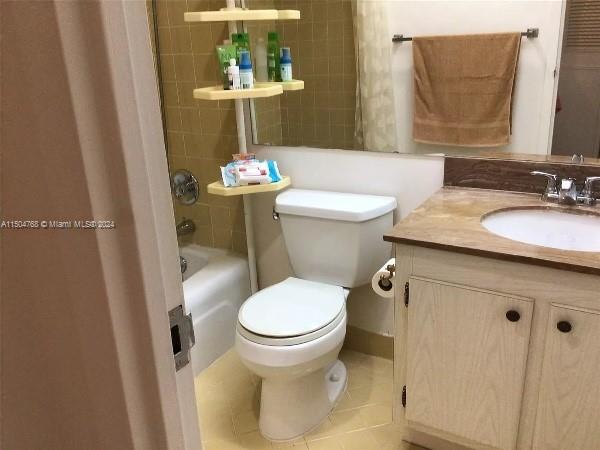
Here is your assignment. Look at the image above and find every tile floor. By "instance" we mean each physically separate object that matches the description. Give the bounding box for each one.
[194,348,424,449]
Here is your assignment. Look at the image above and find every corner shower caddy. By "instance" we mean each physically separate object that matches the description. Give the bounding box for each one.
[185,1,303,294]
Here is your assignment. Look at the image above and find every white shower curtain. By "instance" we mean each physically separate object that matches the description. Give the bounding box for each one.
[353,0,398,152]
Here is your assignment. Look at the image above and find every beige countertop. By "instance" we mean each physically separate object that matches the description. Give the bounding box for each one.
[384,187,600,275]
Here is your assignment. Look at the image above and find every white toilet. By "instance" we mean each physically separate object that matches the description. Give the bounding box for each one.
[235,189,396,441]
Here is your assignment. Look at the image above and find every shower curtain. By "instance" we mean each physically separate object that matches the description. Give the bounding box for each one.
[353,0,398,152]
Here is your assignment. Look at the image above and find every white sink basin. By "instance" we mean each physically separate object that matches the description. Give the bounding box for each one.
[481,208,600,252]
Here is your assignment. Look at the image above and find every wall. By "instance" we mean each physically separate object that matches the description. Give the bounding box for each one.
[387,0,565,155]
[251,146,444,335]
[150,0,247,253]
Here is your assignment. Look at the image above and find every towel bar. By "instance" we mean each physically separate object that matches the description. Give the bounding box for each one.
[392,28,539,43]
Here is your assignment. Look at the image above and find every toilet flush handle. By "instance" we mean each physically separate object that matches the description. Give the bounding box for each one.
[272,207,280,221]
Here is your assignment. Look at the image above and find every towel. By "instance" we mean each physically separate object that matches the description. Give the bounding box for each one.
[412,33,521,147]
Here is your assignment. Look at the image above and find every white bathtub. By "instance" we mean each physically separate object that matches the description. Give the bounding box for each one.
[180,244,250,375]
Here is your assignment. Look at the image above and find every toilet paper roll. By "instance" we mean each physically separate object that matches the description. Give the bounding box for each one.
[371,258,395,298]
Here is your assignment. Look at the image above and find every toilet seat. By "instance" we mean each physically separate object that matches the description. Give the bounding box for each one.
[237,277,346,346]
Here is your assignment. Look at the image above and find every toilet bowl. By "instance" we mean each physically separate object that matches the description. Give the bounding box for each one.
[235,277,348,441]
[235,189,397,441]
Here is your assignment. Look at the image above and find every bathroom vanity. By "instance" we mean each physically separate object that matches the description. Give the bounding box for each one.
[385,187,600,450]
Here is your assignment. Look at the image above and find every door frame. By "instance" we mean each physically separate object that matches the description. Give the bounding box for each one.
[55,0,202,447]
[99,1,202,447]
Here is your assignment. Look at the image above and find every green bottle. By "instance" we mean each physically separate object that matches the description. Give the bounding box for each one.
[267,32,281,82]
[232,33,251,64]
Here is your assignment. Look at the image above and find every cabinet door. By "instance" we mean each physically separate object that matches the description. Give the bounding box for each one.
[405,277,533,450]
[533,305,600,450]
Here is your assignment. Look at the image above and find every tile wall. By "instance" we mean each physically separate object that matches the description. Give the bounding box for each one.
[150,0,247,252]
[148,0,358,251]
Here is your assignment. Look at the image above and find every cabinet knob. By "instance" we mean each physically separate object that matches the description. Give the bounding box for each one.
[557,321,572,333]
[506,310,521,322]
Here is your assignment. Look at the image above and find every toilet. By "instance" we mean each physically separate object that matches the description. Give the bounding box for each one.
[235,188,396,441]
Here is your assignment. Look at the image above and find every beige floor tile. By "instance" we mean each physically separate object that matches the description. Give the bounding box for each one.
[272,439,309,449]
[196,349,397,450]
[339,349,369,369]
[368,423,405,448]
[333,391,355,411]
[195,371,223,390]
[199,409,232,430]
[201,438,243,450]
[306,436,344,450]
[199,413,236,442]
[346,366,375,390]
[233,409,260,435]
[360,355,393,377]
[227,383,261,413]
[304,416,337,441]
[235,430,274,449]
[347,381,393,408]
[328,409,367,435]
[338,429,379,450]
[380,442,429,450]
[358,403,393,427]
[196,382,230,413]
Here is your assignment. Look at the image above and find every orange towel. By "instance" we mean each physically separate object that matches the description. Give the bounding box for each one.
[412,33,521,147]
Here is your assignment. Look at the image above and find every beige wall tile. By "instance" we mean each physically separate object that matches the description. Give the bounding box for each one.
[148,0,247,252]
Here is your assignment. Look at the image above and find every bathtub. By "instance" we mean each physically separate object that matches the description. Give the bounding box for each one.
[180,244,250,375]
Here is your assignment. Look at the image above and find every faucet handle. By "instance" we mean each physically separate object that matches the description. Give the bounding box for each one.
[581,176,600,205]
[531,171,559,199]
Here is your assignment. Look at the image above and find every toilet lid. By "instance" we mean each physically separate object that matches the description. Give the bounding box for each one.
[238,277,346,338]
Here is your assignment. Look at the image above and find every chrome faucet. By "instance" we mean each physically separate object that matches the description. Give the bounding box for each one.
[559,178,578,205]
[531,171,600,206]
[581,176,600,206]
[176,218,196,237]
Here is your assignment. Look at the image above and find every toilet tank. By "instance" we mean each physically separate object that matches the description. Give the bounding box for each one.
[275,189,397,288]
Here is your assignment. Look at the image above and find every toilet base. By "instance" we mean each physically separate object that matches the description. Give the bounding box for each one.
[259,360,347,442]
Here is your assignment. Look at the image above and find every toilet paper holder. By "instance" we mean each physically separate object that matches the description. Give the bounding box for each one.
[378,263,396,292]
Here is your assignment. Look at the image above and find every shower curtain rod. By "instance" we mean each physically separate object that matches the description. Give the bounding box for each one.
[392,27,539,43]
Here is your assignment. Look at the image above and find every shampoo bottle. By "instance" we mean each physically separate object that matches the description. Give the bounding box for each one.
[280,47,293,82]
[239,51,254,89]
[267,32,281,82]
[232,32,251,63]
[255,37,268,82]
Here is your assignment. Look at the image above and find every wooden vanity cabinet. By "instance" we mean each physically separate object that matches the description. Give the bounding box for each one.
[405,278,533,450]
[394,244,600,450]
[533,305,600,450]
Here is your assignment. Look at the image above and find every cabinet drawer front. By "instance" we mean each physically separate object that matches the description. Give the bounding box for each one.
[534,304,600,450]
[405,277,533,450]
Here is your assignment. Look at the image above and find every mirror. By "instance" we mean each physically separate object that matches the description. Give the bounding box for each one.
[551,0,600,159]
[245,0,600,158]
[246,0,361,151]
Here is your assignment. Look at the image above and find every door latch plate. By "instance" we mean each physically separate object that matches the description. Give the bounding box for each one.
[169,305,195,371]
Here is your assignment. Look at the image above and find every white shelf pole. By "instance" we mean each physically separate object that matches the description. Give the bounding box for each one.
[226,0,259,294]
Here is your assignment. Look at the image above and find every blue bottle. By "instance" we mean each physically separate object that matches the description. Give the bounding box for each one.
[239,51,254,89]
[280,47,293,82]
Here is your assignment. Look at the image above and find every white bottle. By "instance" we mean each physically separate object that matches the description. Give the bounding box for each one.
[227,58,241,90]
[255,37,268,82]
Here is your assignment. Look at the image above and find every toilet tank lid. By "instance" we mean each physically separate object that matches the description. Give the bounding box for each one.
[275,189,397,222]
